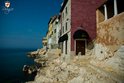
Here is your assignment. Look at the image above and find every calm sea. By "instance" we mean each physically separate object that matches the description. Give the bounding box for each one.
[0,48,36,83]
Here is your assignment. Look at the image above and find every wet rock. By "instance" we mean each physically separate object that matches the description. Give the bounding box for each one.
[23,65,37,74]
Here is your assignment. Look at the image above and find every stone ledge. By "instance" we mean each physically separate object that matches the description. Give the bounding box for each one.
[88,64,124,83]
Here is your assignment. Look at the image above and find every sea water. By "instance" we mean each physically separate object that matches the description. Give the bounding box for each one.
[0,48,36,83]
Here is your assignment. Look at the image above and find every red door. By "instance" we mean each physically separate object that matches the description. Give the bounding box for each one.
[76,40,85,55]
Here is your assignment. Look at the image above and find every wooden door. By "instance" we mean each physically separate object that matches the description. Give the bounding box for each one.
[76,40,85,55]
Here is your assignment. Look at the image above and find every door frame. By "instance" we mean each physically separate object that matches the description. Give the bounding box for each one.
[65,40,68,54]
[74,39,87,55]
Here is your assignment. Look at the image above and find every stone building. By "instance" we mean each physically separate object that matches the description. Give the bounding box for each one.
[46,15,61,49]
[46,16,54,49]
[40,0,124,81]
[95,0,124,60]
[59,0,124,58]
[51,15,61,49]
[59,0,105,56]
[42,37,47,49]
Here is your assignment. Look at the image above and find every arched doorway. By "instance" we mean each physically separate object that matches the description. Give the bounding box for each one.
[73,29,89,55]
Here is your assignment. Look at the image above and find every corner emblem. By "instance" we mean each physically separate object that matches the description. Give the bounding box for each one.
[5,1,11,8]
[2,1,14,14]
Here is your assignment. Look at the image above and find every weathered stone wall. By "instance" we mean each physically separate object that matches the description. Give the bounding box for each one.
[95,12,124,60]
[96,9,105,24]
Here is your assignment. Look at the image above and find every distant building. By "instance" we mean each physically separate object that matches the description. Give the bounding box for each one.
[42,37,47,49]
[46,15,61,49]
[51,15,61,49]
[47,17,54,49]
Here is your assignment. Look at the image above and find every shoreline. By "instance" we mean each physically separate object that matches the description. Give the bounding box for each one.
[26,48,124,83]
[0,48,36,83]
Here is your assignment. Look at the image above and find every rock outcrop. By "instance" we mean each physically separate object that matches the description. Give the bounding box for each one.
[105,46,124,75]
[23,65,37,74]
[27,48,47,58]
[26,53,119,83]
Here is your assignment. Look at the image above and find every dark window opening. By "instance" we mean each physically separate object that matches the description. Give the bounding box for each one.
[65,22,67,31]
[60,30,62,36]
[106,0,114,19]
[63,26,64,33]
[63,13,64,19]
[51,31,53,35]
[117,0,124,14]
[66,7,68,14]
[54,29,56,33]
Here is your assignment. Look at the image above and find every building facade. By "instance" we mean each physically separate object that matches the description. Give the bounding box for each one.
[47,17,54,49]
[51,15,61,49]
[46,15,61,50]
[42,37,47,49]
[59,0,105,56]
[59,0,71,55]
[44,0,124,58]
[59,0,124,57]
[95,0,124,60]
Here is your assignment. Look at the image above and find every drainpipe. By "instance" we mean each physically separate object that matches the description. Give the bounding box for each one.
[104,4,108,20]
[114,0,118,15]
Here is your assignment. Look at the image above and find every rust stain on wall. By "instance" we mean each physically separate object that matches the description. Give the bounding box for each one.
[95,12,124,56]
[96,12,124,46]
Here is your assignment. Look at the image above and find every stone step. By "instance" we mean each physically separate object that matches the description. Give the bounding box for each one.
[88,64,124,83]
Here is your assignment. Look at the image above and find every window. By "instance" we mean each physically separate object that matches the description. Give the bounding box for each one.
[60,30,62,36]
[54,29,56,33]
[63,26,64,33]
[66,7,68,14]
[61,27,63,34]
[117,0,124,14]
[65,22,67,31]
[52,31,53,35]
[63,13,64,19]
[106,0,114,19]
